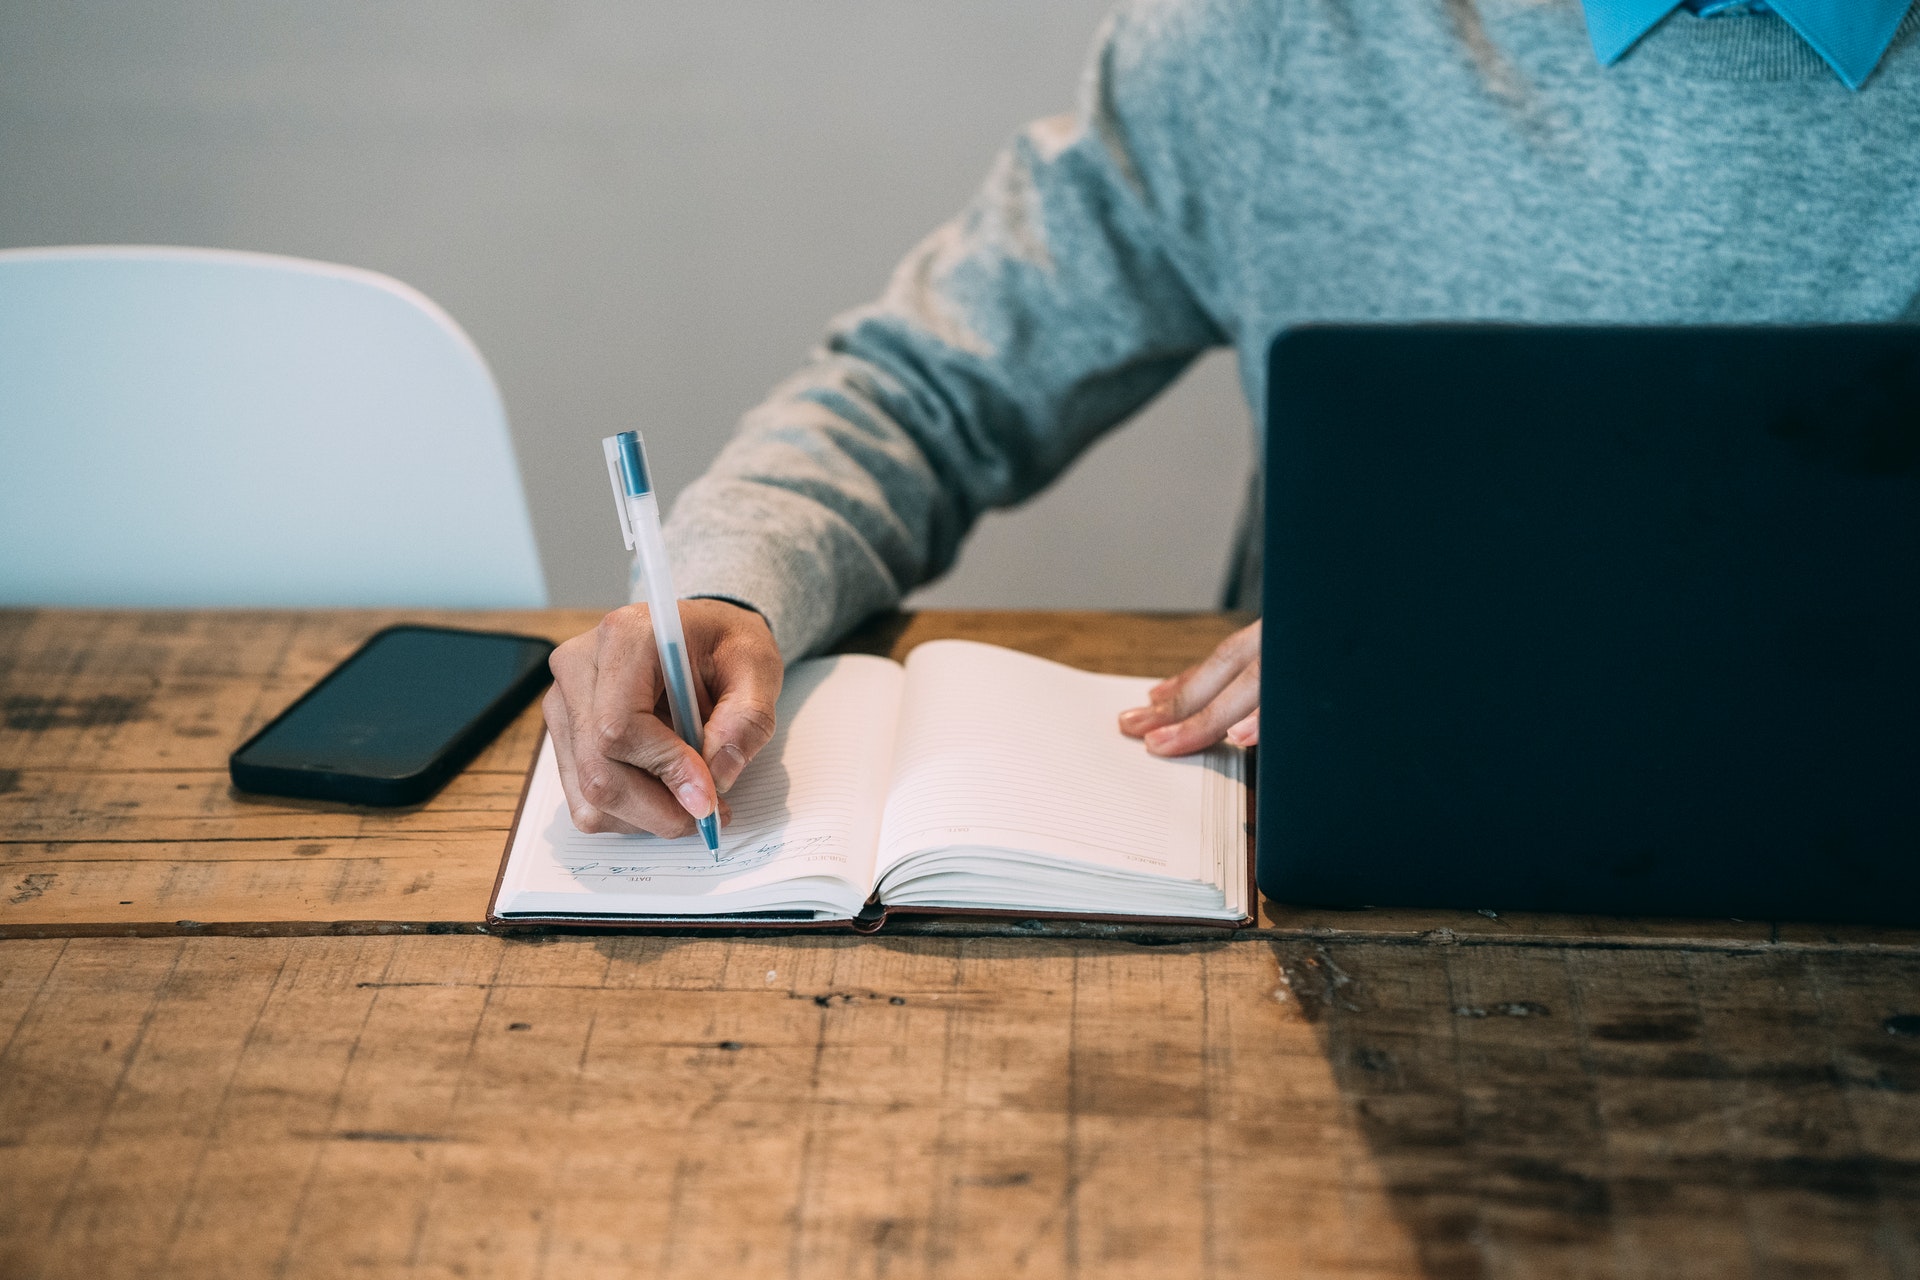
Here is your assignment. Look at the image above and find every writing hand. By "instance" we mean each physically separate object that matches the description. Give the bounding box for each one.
[543,599,783,835]
[1117,619,1259,755]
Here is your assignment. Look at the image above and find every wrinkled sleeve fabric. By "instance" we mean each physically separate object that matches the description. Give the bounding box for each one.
[661,3,1228,659]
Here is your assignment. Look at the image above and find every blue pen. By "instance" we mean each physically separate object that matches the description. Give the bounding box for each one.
[602,431,721,855]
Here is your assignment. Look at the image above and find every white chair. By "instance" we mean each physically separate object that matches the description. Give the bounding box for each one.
[0,245,546,607]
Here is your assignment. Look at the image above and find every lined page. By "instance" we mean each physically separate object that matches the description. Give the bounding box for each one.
[494,654,903,918]
[874,640,1230,887]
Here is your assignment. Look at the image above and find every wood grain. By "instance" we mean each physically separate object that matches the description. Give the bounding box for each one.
[3,932,1916,1278]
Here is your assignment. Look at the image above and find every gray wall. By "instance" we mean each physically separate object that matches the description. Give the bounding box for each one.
[0,2,1253,611]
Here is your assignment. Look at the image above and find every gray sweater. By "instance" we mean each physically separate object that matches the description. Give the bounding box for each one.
[664,0,1920,658]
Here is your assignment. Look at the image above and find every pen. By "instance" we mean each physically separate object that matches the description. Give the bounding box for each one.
[601,430,721,855]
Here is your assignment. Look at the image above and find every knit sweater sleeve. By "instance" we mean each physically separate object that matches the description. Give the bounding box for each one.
[660,3,1228,659]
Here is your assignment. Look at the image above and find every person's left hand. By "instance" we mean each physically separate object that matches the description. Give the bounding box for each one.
[1118,619,1260,756]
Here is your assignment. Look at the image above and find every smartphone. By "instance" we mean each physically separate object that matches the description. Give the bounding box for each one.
[230,624,556,806]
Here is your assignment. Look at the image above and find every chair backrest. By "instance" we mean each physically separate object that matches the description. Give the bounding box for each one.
[0,245,547,607]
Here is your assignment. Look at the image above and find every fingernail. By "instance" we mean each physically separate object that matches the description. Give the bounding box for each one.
[1145,727,1177,751]
[710,743,748,793]
[675,780,712,819]
[1226,724,1253,746]
[1118,708,1150,732]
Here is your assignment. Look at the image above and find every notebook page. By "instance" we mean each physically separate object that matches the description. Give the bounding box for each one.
[494,654,904,918]
[873,640,1226,888]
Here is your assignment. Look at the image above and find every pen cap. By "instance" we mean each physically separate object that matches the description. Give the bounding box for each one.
[601,431,655,551]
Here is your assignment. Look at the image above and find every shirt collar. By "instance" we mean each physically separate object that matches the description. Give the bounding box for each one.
[1581,0,1911,89]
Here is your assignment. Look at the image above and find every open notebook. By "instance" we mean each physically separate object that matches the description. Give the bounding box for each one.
[489,639,1252,930]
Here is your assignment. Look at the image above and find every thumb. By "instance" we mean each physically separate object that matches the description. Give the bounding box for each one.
[702,653,782,795]
[619,722,720,827]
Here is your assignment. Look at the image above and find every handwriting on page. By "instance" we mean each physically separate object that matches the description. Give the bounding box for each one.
[560,832,840,881]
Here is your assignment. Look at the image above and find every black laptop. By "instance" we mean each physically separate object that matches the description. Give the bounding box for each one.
[1256,325,1920,926]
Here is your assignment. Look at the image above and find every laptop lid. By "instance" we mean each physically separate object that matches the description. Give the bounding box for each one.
[1257,325,1920,926]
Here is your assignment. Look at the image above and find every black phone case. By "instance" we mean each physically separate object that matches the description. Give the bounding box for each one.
[229,624,555,807]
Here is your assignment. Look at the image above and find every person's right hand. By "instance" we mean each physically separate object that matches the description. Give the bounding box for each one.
[542,598,783,836]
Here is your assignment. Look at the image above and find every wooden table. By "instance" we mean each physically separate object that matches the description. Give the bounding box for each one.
[3,608,1917,1278]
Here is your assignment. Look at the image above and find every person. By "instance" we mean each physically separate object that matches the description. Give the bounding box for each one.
[544,0,1920,837]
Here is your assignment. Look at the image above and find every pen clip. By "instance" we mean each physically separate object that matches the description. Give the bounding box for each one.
[601,435,638,552]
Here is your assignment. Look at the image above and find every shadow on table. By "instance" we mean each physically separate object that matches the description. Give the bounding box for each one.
[1275,934,1920,1278]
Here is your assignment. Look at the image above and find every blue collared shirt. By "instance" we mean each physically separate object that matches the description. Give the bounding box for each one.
[1583,0,1911,88]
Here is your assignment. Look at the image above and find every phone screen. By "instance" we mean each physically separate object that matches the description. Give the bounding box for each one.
[232,626,554,800]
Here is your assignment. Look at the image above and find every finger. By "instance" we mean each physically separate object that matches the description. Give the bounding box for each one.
[590,721,714,831]
[546,630,599,722]
[580,744,729,832]
[700,629,783,793]
[1155,621,1261,716]
[1121,671,1190,740]
[543,684,642,834]
[557,623,704,836]
[587,606,664,756]
[1143,660,1260,756]
[553,679,691,836]
[576,753,702,838]
[1155,619,1260,691]
[569,726,723,836]
[1225,709,1258,747]
[589,608,719,827]
[1119,685,1186,737]
[544,644,633,833]
[1120,621,1261,736]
